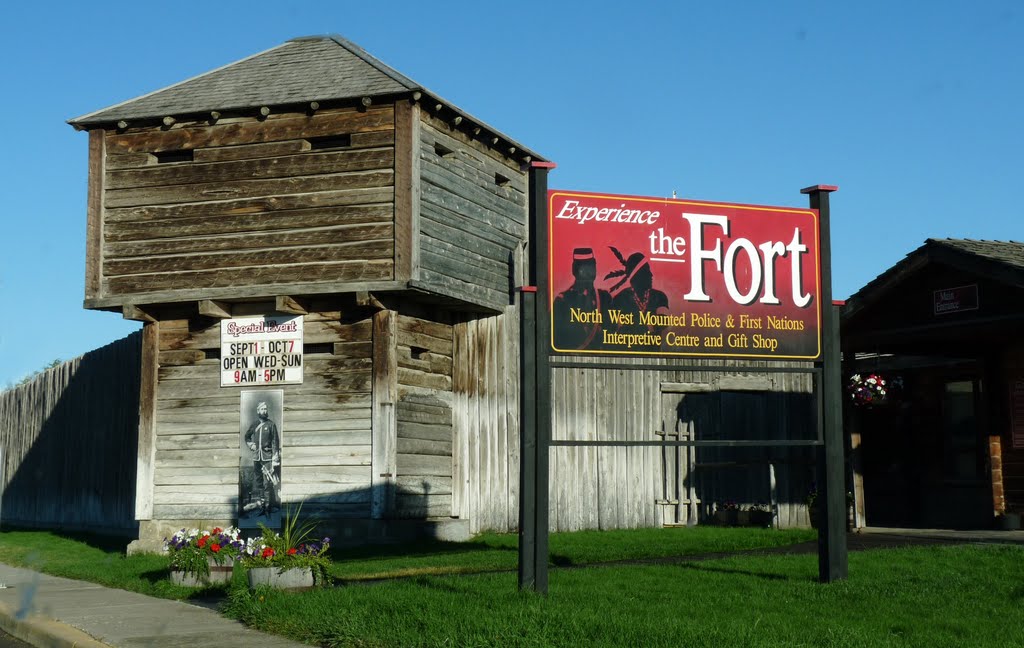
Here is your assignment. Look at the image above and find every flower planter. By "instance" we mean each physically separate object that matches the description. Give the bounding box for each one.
[247,566,314,590]
[169,557,234,587]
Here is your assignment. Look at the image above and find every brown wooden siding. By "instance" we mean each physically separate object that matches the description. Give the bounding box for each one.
[152,304,373,520]
[394,314,454,518]
[93,107,397,307]
[417,115,526,311]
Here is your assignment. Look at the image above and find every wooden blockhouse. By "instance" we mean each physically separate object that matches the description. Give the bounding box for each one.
[70,36,818,549]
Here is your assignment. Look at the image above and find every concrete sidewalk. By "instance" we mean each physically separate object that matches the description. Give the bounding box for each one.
[0,563,308,648]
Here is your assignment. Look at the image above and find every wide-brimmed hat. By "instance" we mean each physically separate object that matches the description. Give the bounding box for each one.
[605,247,649,293]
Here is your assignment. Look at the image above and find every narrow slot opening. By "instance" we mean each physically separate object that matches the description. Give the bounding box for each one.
[307,134,352,150]
[434,142,455,158]
[494,172,511,187]
[411,346,429,360]
[154,149,194,164]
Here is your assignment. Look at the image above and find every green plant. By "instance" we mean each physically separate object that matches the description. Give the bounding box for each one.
[242,503,332,585]
[164,526,244,578]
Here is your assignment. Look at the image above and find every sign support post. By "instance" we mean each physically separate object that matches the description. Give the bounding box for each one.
[802,184,848,583]
[520,161,555,593]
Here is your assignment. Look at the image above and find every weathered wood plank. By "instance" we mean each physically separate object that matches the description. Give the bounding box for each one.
[105,238,394,276]
[107,259,393,294]
[396,315,452,343]
[413,270,509,313]
[396,421,452,443]
[160,319,371,351]
[136,322,158,520]
[396,401,452,425]
[397,348,453,376]
[394,99,420,281]
[105,187,393,224]
[105,204,393,243]
[397,368,452,391]
[153,467,237,486]
[396,438,452,457]
[86,129,105,299]
[371,310,398,519]
[394,494,452,518]
[396,475,452,496]
[87,280,403,311]
[420,248,508,294]
[397,453,451,476]
[107,147,395,190]
[105,169,395,209]
[105,106,395,154]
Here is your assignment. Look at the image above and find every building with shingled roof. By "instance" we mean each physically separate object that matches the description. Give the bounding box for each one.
[842,238,1024,530]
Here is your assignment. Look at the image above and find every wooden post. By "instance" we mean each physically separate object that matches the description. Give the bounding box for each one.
[802,184,848,583]
[85,129,104,300]
[519,161,555,593]
[371,310,398,518]
[394,99,421,282]
[135,321,159,521]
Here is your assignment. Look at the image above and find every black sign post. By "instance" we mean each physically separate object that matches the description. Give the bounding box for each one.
[802,184,848,582]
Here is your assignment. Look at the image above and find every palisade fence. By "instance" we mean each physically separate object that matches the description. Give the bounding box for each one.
[0,332,141,534]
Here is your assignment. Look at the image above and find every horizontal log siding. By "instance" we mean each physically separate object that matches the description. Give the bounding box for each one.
[97,107,396,304]
[153,308,373,521]
[452,308,519,534]
[0,334,141,533]
[417,116,526,311]
[394,314,454,518]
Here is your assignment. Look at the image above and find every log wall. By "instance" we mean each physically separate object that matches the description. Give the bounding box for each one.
[416,114,527,312]
[151,300,374,521]
[0,334,141,533]
[394,314,454,518]
[90,106,398,308]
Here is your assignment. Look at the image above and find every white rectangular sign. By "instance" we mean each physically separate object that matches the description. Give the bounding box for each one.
[220,314,304,387]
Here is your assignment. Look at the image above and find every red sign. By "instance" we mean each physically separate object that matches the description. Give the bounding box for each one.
[933,285,979,316]
[548,190,821,359]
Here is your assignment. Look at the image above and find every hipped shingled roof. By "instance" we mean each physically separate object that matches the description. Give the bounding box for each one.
[843,238,1024,319]
[68,35,545,161]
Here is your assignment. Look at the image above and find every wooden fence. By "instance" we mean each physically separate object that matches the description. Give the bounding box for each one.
[0,333,141,533]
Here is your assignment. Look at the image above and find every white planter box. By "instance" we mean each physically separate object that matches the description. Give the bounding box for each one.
[169,557,234,587]
[247,566,314,590]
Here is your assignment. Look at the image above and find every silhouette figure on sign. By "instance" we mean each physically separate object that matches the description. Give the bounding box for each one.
[553,248,612,349]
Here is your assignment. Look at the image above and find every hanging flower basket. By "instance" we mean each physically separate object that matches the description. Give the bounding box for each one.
[847,373,902,408]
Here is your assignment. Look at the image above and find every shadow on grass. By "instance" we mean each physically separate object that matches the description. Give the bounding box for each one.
[672,561,801,583]
[329,537,516,565]
[1,524,136,555]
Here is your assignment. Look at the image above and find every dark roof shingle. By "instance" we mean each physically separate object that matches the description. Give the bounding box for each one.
[69,36,418,125]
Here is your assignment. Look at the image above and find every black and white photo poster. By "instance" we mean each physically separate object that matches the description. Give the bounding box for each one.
[239,389,283,528]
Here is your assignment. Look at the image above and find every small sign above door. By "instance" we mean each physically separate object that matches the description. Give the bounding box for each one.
[933,284,979,316]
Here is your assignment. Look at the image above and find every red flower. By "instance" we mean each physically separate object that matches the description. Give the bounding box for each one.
[197,536,208,548]
[261,547,275,559]
[211,527,222,534]
[211,543,221,553]
[287,548,297,556]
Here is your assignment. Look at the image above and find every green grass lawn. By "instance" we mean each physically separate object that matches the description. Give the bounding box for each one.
[227,544,1024,648]
[0,527,1021,647]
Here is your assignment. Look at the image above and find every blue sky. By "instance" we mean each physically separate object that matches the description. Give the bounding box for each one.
[1,1,1020,385]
